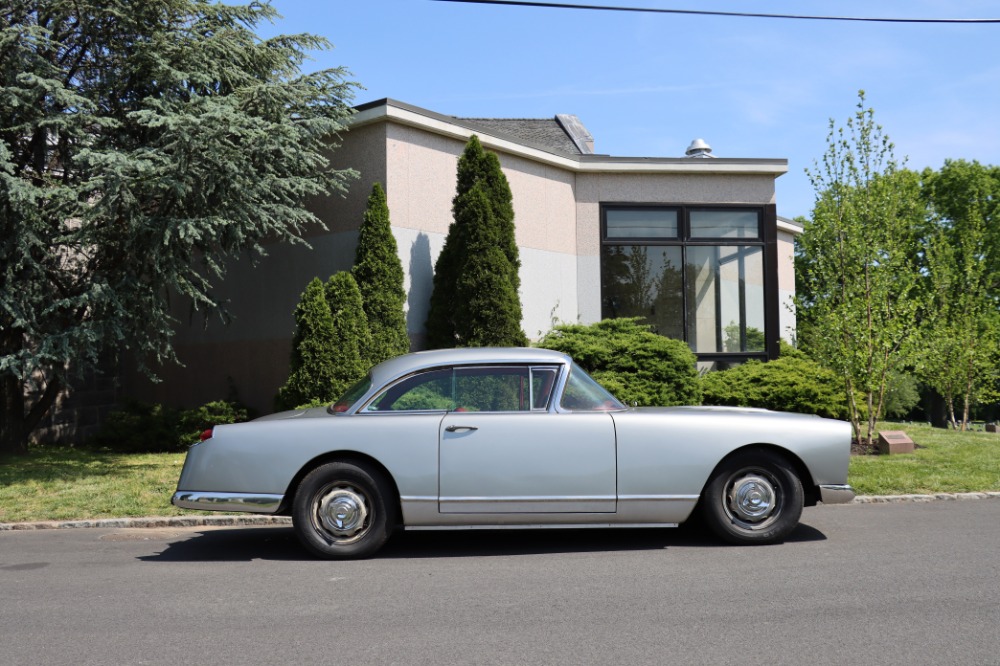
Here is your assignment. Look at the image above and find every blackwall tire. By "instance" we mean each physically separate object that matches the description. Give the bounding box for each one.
[292,461,396,559]
[701,449,804,545]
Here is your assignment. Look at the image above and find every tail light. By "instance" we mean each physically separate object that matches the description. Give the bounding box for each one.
[200,428,214,442]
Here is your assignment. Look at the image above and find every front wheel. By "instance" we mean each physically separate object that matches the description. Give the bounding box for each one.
[700,450,803,545]
[292,461,396,559]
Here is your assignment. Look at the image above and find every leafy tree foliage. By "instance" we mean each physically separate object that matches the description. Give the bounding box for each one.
[701,347,848,420]
[916,160,1000,429]
[353,183,409,364]
[795,92,922,447]
[426,135,525,347]
[537,318,700,406]
[0,1,357,453]
[323,272,372,401]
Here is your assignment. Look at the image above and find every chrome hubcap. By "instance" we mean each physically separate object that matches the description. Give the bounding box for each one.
[727,473,777,523]
[316,486,369,541]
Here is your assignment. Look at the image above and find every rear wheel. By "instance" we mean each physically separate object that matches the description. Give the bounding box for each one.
[701,449,803,545]
[292,461,396,559]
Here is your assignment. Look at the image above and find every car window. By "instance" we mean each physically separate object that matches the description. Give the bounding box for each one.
[331,375,373,413]
[559,363,626,411]
[363,365,559,413]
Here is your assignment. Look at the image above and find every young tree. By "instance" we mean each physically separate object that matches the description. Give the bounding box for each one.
[353,183,409,365]
[275,279,340,411]
[0,1,357,454]
[795,92,922,448]
[323,272,372,400]
[425,135,525,347]
[917,161,1000,429]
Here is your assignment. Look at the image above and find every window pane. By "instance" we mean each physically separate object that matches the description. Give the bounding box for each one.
[530,367,559,410]
[606,209,678,239]
[454,367,530,412]
[690,210,760,239]
[601,245,684,340]
[686,246,765,353]
[366,369,454,412]
[560,363,625,411]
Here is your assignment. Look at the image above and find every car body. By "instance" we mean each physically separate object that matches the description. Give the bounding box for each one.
[172,347,854,558]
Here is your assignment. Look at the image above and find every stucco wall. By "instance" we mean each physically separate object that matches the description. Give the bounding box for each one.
[777,229,798,343]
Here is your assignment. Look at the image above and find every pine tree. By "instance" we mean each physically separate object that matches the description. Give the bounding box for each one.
[323,272,372,399]
[425,136,525,348]
[353,183,409,365]
[0,1,358,453]
[275,279,341,411]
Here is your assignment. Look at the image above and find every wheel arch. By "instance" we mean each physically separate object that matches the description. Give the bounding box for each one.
[279,451,403,524]
[702,443,819,507]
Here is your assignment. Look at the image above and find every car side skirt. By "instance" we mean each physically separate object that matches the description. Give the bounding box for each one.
[405,523,679,530]
[818,484,856,504]
[172,491,283,513]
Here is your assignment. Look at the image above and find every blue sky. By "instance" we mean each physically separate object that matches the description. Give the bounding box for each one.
[260,0,1000,219]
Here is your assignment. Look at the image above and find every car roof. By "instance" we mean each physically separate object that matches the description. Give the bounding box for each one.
[369,347,571,387]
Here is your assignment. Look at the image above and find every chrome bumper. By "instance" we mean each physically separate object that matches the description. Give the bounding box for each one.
[171,491,283,513]
[818,484,856,504]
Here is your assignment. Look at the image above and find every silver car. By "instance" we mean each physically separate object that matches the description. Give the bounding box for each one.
[172,347,854,559]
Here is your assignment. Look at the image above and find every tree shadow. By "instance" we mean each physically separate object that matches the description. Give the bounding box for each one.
[137,521,826,563]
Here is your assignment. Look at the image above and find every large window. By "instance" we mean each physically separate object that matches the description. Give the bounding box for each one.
[600,205,775,365]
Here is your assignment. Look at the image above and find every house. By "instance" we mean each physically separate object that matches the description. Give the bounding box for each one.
[123,98,797,415]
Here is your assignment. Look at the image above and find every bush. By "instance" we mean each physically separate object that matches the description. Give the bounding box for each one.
[89,400,250,453]
[536,318,700,406]
[700,351,848,420]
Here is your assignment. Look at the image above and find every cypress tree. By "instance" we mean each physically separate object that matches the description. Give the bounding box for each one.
[426,135,525,348]
[275,278,340,411]
[353,183,409,364]
[324,272,372,399]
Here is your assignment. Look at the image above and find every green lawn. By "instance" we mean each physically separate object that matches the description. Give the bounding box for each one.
[1,422,998,523]
[849,422,1000,495]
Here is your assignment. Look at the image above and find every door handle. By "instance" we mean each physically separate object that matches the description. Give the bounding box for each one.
[445,425,478,432]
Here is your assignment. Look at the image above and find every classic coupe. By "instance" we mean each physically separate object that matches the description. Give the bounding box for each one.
[172,347,854,558]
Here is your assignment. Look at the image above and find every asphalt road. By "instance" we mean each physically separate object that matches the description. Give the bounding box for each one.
[2,500,999,666]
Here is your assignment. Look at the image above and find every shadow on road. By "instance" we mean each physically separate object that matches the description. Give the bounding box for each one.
[138,521,826,563]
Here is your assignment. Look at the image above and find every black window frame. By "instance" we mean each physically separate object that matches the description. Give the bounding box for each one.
[600,203,779,365]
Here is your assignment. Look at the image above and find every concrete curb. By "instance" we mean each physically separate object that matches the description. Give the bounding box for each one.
[2,492,999,531]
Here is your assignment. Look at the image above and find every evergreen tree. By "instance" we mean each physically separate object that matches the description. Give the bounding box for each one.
[353,183,409,364]
[0,1,358,453]
[425,135,525,347]
[275,279,341,411]
[323,272,372,399]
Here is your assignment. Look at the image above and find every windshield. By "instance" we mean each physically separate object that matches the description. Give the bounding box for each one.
[559,363,626,411]
[330,375,373,413]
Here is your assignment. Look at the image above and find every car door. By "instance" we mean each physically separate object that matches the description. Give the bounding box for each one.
[438,365,617,514]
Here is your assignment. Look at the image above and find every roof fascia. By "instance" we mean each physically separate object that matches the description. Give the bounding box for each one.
[351,99,788,178]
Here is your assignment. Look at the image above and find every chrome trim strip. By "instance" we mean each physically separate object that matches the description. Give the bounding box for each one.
[819,484,856,505]
[439,495,617,503]
[405,523,678,531]
[619,495,701,502]
[171,492,283,514]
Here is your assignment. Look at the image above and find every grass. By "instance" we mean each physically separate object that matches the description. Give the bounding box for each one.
[849,422,1000,495]
[0,447,214,524]
[1,422,998,523]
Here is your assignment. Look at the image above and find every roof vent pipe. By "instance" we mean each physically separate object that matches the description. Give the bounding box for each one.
[685,138,715,158]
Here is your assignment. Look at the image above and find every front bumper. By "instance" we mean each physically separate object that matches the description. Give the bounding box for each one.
[818,484,856,504]
[171,491,283,513]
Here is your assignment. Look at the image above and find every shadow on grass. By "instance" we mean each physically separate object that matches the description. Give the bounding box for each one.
[0,447,127,486]
[137,521,827,563]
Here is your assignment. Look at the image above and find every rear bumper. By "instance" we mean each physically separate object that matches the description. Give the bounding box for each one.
[171,491,283,513]
[818,484,856,505]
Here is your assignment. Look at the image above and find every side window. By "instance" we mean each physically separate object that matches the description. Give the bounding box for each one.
[530,367,559,411]
[453,367,529,412]
[560,363,626,411]
[365,369,454,412]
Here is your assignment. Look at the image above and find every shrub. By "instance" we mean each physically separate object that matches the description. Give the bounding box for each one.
[700,352,848,420]
[536,318,700,406]
[275,277,341,411]
[89,400,250,453]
